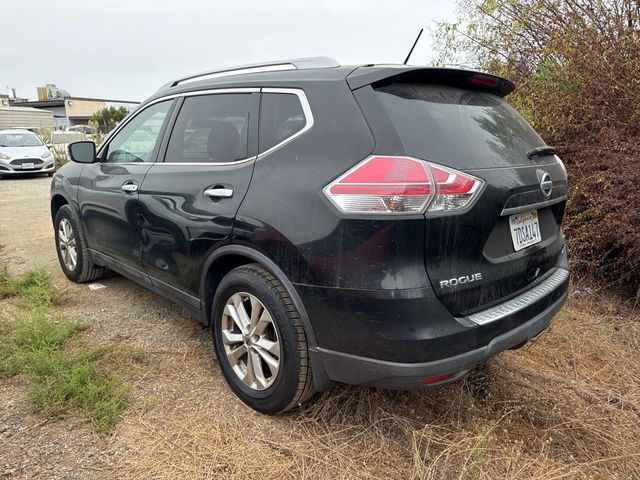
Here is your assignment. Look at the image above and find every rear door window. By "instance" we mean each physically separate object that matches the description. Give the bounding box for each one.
[373,83,546,169]
[259,93,306,153]
[165,93,257,163]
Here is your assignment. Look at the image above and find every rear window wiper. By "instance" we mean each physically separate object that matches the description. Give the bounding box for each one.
[527,146,556,159]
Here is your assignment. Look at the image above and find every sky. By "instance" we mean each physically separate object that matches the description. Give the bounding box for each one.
[1,0,457,102]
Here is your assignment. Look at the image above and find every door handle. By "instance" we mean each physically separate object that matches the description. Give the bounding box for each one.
[121,182,139,193]
[204,187,233,198]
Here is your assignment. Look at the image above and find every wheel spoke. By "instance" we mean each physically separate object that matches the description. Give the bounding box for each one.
[224,304,246,334]
[255,337,280,358]
[233,295,251,331]
[250,350,268,389]
[226,344,247,365]
[222,330,243,345]
[252,309,273,336]
[243,350,256,386]
[63,220,71,240]
[249,296,262,330]
[254,344,280,376]
[68,247,77,267]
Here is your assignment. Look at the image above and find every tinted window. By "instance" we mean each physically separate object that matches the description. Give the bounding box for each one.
[165,94,254,163]
[374,83,546,169]
[104,101,172,163]
[259,93,305,153]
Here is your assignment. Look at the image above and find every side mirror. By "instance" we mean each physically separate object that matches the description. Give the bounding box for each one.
[46,143,53,149]
[68,141,96,164]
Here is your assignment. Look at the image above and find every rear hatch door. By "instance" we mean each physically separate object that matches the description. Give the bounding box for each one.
[354,70,568,316]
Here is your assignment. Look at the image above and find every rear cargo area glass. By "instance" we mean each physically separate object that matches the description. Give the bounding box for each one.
[374,83,546,169]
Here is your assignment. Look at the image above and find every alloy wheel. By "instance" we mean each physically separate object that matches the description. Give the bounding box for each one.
[58,217,77,271]
[221,292,281,390]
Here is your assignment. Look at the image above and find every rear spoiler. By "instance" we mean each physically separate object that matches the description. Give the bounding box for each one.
[346,66,516,97]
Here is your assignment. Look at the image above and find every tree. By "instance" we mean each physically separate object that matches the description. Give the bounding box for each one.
[90,106,129,134]
[433,0,640,295]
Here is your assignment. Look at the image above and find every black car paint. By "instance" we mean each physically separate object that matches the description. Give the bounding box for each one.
[138,93,260,299]
[51,64,569,390]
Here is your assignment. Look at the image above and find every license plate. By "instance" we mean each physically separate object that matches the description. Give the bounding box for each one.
[509,210,541,251]
[21,162,34,169]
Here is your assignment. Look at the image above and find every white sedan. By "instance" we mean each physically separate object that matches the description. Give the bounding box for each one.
[0,129,55,178]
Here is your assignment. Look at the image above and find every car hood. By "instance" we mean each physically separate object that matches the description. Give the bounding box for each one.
[0,145,48,158]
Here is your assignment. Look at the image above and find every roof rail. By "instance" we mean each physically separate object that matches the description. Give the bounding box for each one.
[161,57,340,90]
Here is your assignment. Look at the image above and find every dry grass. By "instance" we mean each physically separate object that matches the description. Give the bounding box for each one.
[108,293,640,480]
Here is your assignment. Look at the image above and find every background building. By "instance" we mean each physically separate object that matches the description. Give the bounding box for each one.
[9,84,138,129]
[0,105,54,130]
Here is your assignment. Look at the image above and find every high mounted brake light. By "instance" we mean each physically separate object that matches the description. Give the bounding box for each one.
[467,74,499,89]
[324,156,483,214]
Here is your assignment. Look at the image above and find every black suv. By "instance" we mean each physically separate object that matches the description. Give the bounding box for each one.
[51,58,569,413]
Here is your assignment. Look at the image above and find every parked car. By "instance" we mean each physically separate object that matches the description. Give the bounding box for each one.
[66,125,95,138]
[50,58,569,413]
[0,129,55,177]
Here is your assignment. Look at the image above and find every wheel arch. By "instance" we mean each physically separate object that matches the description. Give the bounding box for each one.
[199,245,318,349]
[200,245,333,392]
[50,191,71,224]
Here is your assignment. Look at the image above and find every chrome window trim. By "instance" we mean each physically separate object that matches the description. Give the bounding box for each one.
[100,87,312,167]
[155,156,258,167]
[97,88,260,160]
[257,88,314,159]
[466,267,569,325]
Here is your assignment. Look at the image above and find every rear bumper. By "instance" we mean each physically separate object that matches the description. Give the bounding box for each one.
[298,250,569,390]
[310,289,566,389]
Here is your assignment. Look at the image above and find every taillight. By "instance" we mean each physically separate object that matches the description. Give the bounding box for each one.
[324,156,483,215]
[427,164,483,213]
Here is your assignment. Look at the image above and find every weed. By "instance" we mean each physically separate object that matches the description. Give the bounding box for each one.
[0,265,58,309]
[0,265,143,432]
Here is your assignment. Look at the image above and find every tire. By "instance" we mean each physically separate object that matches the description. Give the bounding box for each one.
[211,263,314,414]
[54,204,105,283]
[47,172,54,177]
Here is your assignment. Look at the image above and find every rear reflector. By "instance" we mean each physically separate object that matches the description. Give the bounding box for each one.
[324,156,483,214]
[423,373,452,385]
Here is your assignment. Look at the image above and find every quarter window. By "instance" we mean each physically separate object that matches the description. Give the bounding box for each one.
[259,93,306,153]
[165,94,255,163]
[104,100,172,163]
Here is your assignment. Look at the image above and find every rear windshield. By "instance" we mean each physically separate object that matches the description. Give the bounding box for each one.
[374,83,546,169]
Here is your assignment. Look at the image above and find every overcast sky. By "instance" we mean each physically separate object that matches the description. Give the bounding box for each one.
[2,1,456,102]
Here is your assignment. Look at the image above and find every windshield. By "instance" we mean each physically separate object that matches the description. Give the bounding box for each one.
[0,132,44,147]
[374,83,546,169]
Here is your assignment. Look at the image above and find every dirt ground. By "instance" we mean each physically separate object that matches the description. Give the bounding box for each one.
[0,175,639,479]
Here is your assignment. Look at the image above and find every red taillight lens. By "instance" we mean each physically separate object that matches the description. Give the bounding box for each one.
[324,156,483,214]
[325,156,433,213]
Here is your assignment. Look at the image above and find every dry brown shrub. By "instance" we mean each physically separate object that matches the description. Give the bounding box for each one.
[435,0,640,295]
